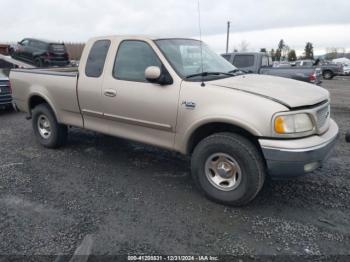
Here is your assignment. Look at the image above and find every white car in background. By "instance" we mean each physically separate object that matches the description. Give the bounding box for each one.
[343,64,350,75]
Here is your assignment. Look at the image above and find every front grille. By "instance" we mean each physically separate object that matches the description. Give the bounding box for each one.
[316,105,330,129]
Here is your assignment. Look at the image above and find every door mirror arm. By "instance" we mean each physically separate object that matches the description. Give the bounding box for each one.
[158,66,173,85]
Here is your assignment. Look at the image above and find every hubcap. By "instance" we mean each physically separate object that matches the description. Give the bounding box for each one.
[205,153,242,191]
[37,115,51,139]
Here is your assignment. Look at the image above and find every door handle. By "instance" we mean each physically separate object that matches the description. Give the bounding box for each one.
[104,89,117,97]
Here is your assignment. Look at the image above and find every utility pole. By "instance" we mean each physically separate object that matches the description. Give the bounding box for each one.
[226,21,230,54]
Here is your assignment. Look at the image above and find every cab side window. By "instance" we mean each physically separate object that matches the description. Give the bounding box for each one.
[113,40,161,82]
[85,40,111,78]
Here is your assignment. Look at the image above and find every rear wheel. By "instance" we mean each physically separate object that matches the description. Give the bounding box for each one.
[191,133,265,206]
[323,70,334,80]
[32,104,67,148]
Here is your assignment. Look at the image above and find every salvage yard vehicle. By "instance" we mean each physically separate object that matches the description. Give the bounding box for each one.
[10,38,70,67]
[10,36,339,206]
[222,52,322,85]
[0,69,12,109]
[341,64,350,75]
[295,60,344,80]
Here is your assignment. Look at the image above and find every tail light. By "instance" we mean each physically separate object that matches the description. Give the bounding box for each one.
[309,72,316,82]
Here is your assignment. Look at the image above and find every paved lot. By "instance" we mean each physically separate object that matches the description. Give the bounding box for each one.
[0,77,349,257]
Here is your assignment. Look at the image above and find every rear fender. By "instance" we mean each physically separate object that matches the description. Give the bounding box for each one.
[28,92,60,122]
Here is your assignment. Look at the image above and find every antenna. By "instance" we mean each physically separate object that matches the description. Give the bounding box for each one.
[197,0,205,87]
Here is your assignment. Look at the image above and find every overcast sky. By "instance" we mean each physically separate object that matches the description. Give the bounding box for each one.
[1,0,349,55]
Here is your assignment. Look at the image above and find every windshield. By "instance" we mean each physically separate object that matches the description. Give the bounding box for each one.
[155,39,238,81]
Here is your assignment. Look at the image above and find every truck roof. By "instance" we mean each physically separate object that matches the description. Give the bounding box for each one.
[222,52,269,56]
[88,35,198,42]
[22,38,64,45]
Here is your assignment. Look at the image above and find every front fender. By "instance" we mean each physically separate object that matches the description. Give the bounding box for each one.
[176,115,263,154]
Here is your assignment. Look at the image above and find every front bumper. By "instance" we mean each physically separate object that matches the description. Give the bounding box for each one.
[259,119,339,178]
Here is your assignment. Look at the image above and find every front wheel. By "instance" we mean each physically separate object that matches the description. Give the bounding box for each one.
[34,57,44,68]
[191,133,266,206]
[32,104,67,148]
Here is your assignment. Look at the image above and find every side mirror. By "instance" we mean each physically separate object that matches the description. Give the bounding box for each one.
[145,66,173,86]
[145,66,161,82]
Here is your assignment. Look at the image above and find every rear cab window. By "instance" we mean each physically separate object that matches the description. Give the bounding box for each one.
[233,55,255,68]
[85,40,111,78]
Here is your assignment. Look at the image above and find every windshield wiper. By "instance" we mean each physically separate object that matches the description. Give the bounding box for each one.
[185,71,234,79]
[228,69,243,74]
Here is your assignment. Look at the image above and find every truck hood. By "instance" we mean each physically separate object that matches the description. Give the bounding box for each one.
[211,74,329,108]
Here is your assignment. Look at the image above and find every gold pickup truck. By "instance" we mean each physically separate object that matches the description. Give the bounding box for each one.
[10,36,339,206]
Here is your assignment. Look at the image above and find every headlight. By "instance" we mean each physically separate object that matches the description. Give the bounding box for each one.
[274,113,314,134]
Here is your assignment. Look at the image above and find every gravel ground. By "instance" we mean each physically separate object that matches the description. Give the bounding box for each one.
[0,77,349,258]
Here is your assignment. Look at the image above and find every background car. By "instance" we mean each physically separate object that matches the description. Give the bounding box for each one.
[222,52,322,85]
[10,38,70,67]
[0,69,12,110]
[342,64,350,75]
[295,59,343,80]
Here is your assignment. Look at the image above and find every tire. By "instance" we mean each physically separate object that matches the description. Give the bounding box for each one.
[346,131,350,143]
[323,70,333,80]
[34,57,43,68]
[32,103,67,148]
[191,133,266,206]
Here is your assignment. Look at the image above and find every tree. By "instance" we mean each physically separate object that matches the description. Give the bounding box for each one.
[276,39,288,61]
[288,49,297,61]
[304,42,314,59]
[275,49,282,61]
[270,49,276,61]
[260,48,267,53]
[325,47,346,60]
[278,39,285,51]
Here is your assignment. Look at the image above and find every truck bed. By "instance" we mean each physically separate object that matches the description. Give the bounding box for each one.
[10,67,83,127]
[12,66,78,76]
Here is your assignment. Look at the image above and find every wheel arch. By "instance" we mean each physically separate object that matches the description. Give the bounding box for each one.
[28,93,60,121]
[184,119,262,155]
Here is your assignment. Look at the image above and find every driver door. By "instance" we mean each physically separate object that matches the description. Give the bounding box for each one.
[101,40,180,149]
